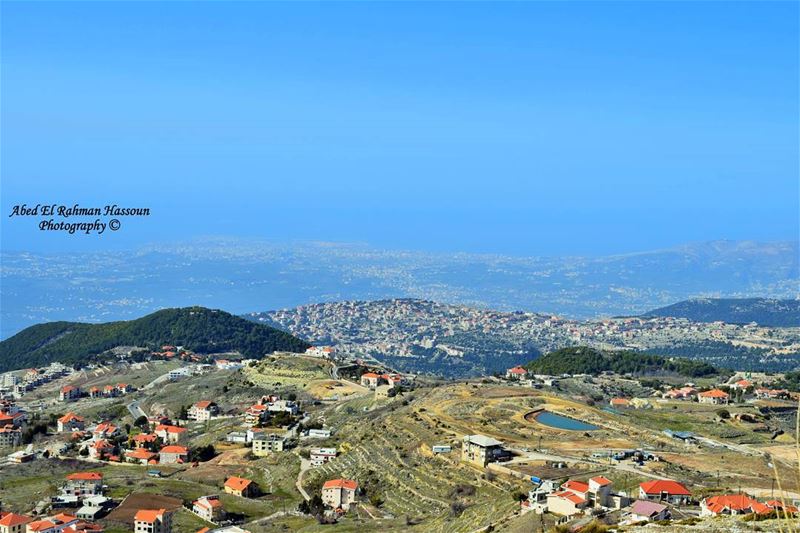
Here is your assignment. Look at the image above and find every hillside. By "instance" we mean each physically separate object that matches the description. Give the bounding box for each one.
[0,307,310,372]
[524,346,719,377]
[644,298,800,327]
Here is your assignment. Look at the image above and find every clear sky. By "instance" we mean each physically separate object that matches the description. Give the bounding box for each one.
[2,1,798,256]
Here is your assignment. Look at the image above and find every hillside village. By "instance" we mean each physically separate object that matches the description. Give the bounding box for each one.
[255,299,800,376]
[0,341,797,533]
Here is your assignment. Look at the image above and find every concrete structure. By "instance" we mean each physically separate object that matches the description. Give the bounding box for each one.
[360,373,380,389]
[59,386,80,402]
[188,401,218,422]
[158,445,188,464]
[461,434,504,467]
[0,426,21,448]
[63,472,103,497]
[310,447,337,467]
[251,433,285,456]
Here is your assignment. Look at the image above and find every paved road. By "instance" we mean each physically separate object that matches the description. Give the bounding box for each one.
[295,455,312,501]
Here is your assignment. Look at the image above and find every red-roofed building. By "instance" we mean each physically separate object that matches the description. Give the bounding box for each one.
[57,413,85,433]
[64,472,103,497]
[133,509,172,533]
[158,445,188,465]
[698,389,729,405]
[60,386,81,402]
[126,448,158,465]
[700,494,762,516]
[0,511,32,533]
[639,480,691,504]
[224,476,258,498]
[154,425,187,444]
[192,495,224,522]
[505,366,528,380]
[92,422,121,440]
[132,433,159,448]
[360,373,380,389]
[88,440,113,460]
[188,401,218,422]
[321,479,359,511]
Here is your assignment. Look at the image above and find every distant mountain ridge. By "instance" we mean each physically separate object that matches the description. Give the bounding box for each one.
[644,298,800,327]
[0,307,310,372]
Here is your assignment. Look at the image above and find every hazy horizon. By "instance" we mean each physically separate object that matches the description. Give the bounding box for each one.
[3,2,798,256]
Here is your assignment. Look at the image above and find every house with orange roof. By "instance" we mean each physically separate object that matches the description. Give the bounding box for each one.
[59,386,81,402]
[698,389,729,405]
[609,398,630,408]
[321,479,359,511]
[126,448,158,465]
[505,366,528,380]
[700,493,765,516]
[57,413,85,433]
[158,445,188,465]
[243,404,268,426]
[639,480,691,504]
[730,379,753,391]
[88,440,113,460]
[88,387,101,399]
[0,511,32,533]
[63,472,103,497]
[547,489,589,517]
[188,401,218,422]
[131,433,159,449]
[26,513,78,533]
[223,476,258,498]
[192,495,224,522]
[92,422,121,440]
[154,425,187,444]
[133,509,172,533]
[359,373,380,389]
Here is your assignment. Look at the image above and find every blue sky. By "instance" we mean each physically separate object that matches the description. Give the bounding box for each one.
[2,1,798,255]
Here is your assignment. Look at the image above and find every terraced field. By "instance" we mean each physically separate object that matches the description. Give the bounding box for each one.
[244,354,334,388]
[302,389,528,532]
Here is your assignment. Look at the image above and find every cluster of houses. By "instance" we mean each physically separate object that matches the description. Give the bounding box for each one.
[305,346,336,359]
[0,363,72,399]
[243,395,298,426]
[59,383,136,403]
[0,399,27,448]
[0,472,113,532]
[522,473,796,525]
[359,372,406,390]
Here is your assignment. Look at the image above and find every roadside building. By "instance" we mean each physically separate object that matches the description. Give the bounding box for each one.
[321,479,358,511]
[461,434,504,467]
[309,448,337,467]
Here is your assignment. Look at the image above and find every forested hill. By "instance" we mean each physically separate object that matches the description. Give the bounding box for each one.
[525,346,718,377]
[643,298,800,327]
[0,307,310,372]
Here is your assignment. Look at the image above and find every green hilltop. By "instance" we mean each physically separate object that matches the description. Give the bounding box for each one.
[0,306,311,372]
[525,346,718,377]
